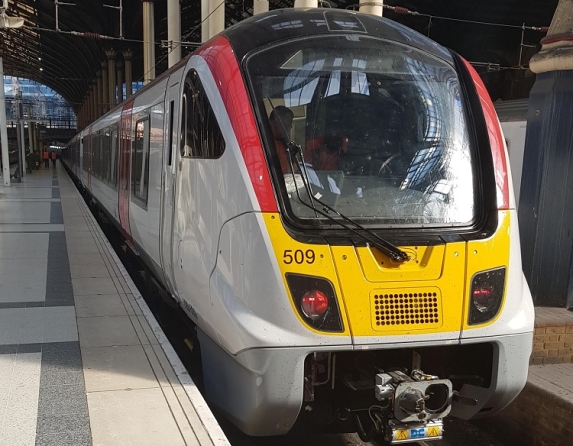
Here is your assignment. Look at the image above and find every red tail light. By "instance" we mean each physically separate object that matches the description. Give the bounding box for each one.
[301,290,329,320]
[285,274,344,332]
[469,267,506,325]
[472,287,494,313]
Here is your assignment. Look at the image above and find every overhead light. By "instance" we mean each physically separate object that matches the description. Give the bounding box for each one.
[39,68,43,71]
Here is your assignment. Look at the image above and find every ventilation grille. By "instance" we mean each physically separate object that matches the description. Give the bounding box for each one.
[371,288,442,330]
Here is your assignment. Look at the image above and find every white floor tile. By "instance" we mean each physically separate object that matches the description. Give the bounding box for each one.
[0,234,49,259]
[0,352,42,446]
[0,202,51,224]
[88,388,186,446]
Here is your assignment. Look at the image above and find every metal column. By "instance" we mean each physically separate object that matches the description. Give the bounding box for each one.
[519,0,573,307]
[253,0,268,15]
[101,60,109,114]
[201,0,209,42]
[107,49,117,109]
[208,0,224,40]
[0,58,10,185]
[167,0,181,67]
[96,71,102,118]
[142,0,156,84]
[359,0,383,16]
[123,50,133,99]
[117,61,124,104]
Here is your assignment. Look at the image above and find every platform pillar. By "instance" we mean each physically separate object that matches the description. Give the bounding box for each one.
[96,70,102,118]
[253,0,268,15]
[358,0,383,16]
[92,81,98,122]
[142,0,156,84]
[87,82,93,123]
[208,0,224,40]
[117,60,124,104]
[201,0,209,42]
[519,0,573,307]
[167,0,181,67]
[123,50,133,99]
[0,57,10,186]
[101,60,109,114]
[106,49,117,109]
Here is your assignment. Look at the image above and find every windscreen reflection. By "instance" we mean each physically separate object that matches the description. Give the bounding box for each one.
[247,36,475,226]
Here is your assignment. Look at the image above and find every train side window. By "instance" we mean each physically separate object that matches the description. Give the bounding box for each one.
[102,128,111,184]
[131,118,150,207]
[168,100,174,165]
[111,127,119,188]
[181,70,225,159]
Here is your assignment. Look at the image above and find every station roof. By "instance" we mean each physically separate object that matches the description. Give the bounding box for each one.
[0,0,559,112]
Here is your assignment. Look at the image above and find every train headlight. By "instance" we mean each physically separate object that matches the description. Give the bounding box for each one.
[301,290,329,320]
[469,267,506,325]
[285,274,344,332]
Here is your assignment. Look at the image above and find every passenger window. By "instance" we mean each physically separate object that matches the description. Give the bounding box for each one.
[132,118,150,206]
[111,127,119,187]
[180,70,225,159]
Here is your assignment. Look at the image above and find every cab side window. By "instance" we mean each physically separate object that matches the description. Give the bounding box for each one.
[132,118,150,206]
[180,70,225,159]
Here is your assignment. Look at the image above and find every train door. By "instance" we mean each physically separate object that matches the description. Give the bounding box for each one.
[160,80,180,297]
[118,101,134,246]
[83,126,93,192]
[79,134,84,184]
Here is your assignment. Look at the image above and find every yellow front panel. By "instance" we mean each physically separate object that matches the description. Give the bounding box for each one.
[263,211,511,338]
[332,243,467,336]
[357,245,446,282]
[262,214,350,336]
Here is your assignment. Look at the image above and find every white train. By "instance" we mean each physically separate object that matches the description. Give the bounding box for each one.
[63,9,534,444]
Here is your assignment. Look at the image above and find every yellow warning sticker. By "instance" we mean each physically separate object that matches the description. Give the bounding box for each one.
[428,426,440,437]
[396,430,409,440]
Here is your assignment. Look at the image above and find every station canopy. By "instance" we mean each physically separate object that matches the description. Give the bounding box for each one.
[0,0,559,113]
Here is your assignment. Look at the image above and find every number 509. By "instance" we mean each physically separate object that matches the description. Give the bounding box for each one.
[283,249,315,264]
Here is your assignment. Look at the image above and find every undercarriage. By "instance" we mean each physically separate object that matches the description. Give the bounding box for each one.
[299,344,493,443]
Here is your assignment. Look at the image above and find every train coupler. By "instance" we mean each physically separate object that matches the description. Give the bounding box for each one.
[385,419,444,444]
[374,369,452,443]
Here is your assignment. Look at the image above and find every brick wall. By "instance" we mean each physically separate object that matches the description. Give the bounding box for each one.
[531,325,573,364]
[531,308,573,364]
[474,382,573,446]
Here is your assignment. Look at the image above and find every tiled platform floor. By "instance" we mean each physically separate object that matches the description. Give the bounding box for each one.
[0,165,228,446]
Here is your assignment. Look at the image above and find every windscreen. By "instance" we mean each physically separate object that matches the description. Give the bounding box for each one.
[246,35,476,227]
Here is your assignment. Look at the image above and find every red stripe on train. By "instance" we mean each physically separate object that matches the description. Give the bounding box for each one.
[197,36,278,213]
[462,59,510,210]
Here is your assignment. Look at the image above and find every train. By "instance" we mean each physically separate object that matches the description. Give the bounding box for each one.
[62,8,535,444]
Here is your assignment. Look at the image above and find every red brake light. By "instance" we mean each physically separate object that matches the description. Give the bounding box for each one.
[469,267,506,324]
[472,287,494,313]
[301,290,329,320]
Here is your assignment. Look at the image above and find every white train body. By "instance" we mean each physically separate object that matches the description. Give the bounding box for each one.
[63,9,534,442]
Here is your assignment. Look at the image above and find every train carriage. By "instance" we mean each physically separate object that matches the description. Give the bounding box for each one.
[63,8,534,444]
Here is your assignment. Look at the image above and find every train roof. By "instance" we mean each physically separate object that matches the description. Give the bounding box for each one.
[220,8,454,65]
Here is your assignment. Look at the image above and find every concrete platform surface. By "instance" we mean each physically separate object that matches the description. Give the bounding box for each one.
[0,164,229,446]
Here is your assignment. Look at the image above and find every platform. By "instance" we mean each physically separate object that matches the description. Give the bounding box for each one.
[474,307,573,446]
[0,164,229,446]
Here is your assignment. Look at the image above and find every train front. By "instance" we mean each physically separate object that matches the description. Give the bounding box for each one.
[204,10,534,442]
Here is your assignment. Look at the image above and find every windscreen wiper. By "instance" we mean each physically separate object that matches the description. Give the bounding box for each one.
[265,101,408,263]
[287,144,409,263]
